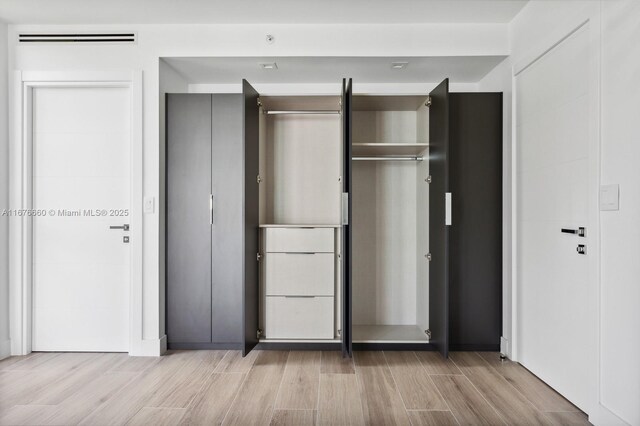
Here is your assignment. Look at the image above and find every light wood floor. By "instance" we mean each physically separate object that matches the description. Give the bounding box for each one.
[0,350,589,425]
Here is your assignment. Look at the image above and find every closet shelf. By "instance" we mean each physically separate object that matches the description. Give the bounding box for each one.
[352,143,429,156]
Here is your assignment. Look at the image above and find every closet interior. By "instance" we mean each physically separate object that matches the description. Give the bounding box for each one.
[257,95,344,343]
[351,96,430,344]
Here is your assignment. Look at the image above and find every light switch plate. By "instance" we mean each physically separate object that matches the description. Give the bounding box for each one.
[143,196,155,214]
[600,184,619,211]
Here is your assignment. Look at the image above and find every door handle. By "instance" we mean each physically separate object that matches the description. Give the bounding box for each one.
[109,224,129,231]
[341,192,349,225]
[209,194,214,225]
[561,227,585,237]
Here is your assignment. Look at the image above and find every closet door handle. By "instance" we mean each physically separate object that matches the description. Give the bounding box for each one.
[209,194,214,225]
[284,252,315,255]
[284,295,315,298]
[341,192,349,225]
[445,192,452,226]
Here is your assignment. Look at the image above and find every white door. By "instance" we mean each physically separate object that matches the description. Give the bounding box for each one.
[516,25,595,412]
[32,86,131,352]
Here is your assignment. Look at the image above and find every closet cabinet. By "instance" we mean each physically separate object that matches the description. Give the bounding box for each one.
[262,226,336,339]
[165,77,501,358]
[165,85,259,352]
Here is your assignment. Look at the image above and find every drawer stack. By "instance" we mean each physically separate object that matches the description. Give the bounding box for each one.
[263,227,335,339]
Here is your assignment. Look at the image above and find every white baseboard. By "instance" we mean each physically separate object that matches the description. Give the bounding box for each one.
[500,336,510,358]
[590,403,629,426]
[130,335,167,357]
[0,339,11,361]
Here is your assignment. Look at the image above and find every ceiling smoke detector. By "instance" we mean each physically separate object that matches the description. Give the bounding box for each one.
[259,62,278,70]
[391,62,409,69]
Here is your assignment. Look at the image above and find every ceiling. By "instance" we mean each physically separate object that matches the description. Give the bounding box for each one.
[163,56,507,84]
[0,0,527,25]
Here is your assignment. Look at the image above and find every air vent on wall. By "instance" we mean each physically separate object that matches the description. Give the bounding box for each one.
[18,33,136,44]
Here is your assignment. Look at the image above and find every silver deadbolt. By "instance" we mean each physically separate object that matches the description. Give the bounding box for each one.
[123,236,130,243]
[577,244,586,255]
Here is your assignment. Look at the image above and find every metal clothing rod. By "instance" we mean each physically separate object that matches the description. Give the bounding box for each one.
[264,110,341,115]
[353,156,424,162]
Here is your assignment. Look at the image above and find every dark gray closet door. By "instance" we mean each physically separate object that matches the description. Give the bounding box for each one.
[166,94,212,344]
[428,79,450,358]
[211,94,244,343]
[242,80,260,356]
[449,93,502,350]
[341,78,353,358]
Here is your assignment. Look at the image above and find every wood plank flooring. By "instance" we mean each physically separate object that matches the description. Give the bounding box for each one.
[0,351,589,425]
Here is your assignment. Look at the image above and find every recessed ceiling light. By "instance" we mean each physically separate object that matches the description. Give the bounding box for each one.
[391,62,409,69]
[259,62,278,70]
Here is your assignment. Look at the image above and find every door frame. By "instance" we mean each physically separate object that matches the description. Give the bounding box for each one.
[511,16,602,416]
[10,70,143,355]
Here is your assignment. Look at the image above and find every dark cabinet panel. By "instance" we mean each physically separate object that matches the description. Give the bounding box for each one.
[166,94,213,344]
[211,94,244,343]
[242,80,260,356]
[428,79,451,358]
[341,78,353,358]
[449,93,503,350]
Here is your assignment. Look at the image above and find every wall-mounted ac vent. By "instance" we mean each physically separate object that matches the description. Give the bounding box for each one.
[18,33,136,44]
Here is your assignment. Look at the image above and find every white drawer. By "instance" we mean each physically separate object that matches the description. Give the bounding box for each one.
[265,227,334,253]
[265,253,334,296]
[265,296,334,339]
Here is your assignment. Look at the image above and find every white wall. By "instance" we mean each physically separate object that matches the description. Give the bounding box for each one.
[0,22,10,360]
[599,1,640,424]
[477,57,512,357]
[7,23,509,356]
[158,59,189,338]
[509,1,640,424]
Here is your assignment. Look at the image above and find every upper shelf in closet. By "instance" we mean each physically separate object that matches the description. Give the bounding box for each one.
[260,95,341,113]
[352,143,428,156]
[352,95,428,111]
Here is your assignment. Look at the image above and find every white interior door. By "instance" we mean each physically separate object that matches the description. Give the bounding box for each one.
[516,26,594,412]
[32,86,131,352]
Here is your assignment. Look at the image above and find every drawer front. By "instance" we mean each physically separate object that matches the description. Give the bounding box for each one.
[265,296,334,339]
[265,228,334,253]
[265,253,334,296]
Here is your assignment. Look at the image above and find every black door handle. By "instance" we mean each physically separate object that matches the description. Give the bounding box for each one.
[561,227,585,237]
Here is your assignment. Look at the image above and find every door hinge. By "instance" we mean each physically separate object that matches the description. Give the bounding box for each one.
[257,98,262,107]
[257,328,262,339]
[257,253,262,261]
[425,96,432,107]
[257,175,262,184]
[426,329,432,339]
[337,329,341,337]
[425,175,432,184]
[425,253,432,261]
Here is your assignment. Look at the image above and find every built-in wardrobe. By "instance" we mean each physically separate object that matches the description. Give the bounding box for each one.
[166,78,502,357]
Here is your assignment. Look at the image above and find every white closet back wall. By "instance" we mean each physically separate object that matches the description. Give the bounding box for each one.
[264,114,341,224]
[352,104,429,337]
[353,160,417,324]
